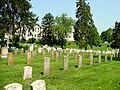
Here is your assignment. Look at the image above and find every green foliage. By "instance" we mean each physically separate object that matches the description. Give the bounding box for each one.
[27,38,36,43]
[0,0,38,44]
[111,22,120,49]
[41,13,55,46]
[74,0,100,49]
[53,13,75,48]
[23,45,29,50]
[100,28,113,43]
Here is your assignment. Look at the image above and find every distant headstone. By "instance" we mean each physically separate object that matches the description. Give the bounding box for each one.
[110,53,113,61]
[63,56,68,70]
[4,83,22,90]
[105,52,107,62]
[7,53,13,65]
[1,47,8,58]
[30,80,46,90]
[14,49,18,56]
[98,52,101,63]
[23,66,32,80]
[30,44,34,52]
[43,57,50,75]
[55,51,59,62]
[26,51,31,64]
[41,50,45,59]
[78,55,82,67]
[89,52,93,65]
[38,47,43,53]
[20,48,23,55]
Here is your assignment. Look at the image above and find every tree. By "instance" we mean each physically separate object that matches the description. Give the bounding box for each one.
[53,13,75,48]
[0,0,38,46]
[110,22,120,49]
[74,0,99,49]
[100,28,113,43]
[41,13,55,46]
[89,25,100,48]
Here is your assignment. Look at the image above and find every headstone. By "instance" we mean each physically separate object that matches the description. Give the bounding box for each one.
[26,51,31,64]
[43,57,50,75]
[38,47,43,53]
[55,51,59,62]
[41,50,45,59]
[105,52,107,62]
[20,48,23,55]
[110,53,113,61]
[89,52,93,65]
[98,52,101,63]
[78,55,82,67]
[14,49,18,56]
[30,44,34,52]
[7,53,13,65]
[4,83,22,90]
[30,80,46,90]
[23,66,32,80]
[1,47,8,58]
[63,56,68,70]
[50,49,54,58]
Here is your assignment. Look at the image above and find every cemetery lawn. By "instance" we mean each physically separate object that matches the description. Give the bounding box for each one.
[0,47,120,90]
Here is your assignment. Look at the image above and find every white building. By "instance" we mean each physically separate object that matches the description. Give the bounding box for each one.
[23,24,42,40]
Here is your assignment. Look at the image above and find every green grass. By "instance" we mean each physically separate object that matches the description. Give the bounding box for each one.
[0,43,119,90]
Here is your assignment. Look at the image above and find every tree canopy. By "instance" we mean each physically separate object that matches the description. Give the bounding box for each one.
[110,22,120,49]
[0,0,38,46]
[100,28,113,43]
[74,0,100,49]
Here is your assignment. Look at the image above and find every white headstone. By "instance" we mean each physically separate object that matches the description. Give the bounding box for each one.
[1,47,8,58]
[30,80,46,90]
[38,47,43,53]
[23,66,32,80]
[4,83,22,90]
[30,44,34,52]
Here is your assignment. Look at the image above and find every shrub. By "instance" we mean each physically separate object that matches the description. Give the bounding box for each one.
[27,38,36,43]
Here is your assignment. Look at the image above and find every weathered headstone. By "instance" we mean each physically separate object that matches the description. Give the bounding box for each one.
[110,53,113,61]
[63,56,68,70]
[23,66,32,80]
[30,44,34,52]
[14,49,18,56]
[4,83,22,90]
[43,57,50,75]
[105,52,107,62]
[1,47,8,58]
[30,80,46,90]
[26,51,31,64]
[89,52,93,65]
[55,51,59,62]
[20,48,23,55]
[78,55,82,67]
[41,50,45,59]
[7,53,13,65]
[98,52,101,63]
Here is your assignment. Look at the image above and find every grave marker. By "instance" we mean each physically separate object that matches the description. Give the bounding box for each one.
[4,83,22,90]
[23,66,32,80]
[30,80,46,90]
[63,56,68,70]
[26,51,31,64]
[78,55,82,67]
[1,47,8,58]
[7,53,13,65]
[43,57,50,75]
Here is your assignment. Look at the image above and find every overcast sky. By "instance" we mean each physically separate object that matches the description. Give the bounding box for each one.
[30,0,120,34]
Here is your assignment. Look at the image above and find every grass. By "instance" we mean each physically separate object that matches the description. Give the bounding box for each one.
[0,43,120,90]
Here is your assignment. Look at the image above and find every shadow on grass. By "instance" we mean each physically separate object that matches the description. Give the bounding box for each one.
[41,72,43,75]
[60,68,63,70]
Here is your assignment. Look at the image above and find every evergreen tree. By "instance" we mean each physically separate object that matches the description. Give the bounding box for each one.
[41,13,55,46]
[0,0,38,46]
[74,0,99,49]
[111,22,120,49]
[100,28,113,43]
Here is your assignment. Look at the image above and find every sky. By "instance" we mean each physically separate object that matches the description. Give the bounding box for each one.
[30,0,120,34]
